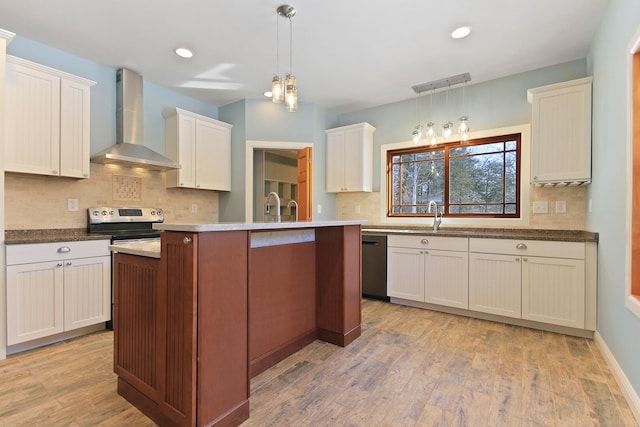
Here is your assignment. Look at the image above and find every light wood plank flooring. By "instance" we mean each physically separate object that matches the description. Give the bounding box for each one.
[0,299,637,426]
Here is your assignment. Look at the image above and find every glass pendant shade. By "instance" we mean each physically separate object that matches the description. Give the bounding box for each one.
[271,75,284,103]
[426,122,436,138]
[459,116,469,142]
[442,122,453,138]
[285,74,297,112]
[412,125,423,144]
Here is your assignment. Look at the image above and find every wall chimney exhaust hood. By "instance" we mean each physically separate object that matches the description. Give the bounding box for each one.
[91,68,180,170]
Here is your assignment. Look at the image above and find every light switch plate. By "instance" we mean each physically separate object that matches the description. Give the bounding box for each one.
[533,201,548,214]
[555,200,566,214]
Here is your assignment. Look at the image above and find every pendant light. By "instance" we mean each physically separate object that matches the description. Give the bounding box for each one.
[426,89,437,145]
[271,9,284,103]
[458,80,470,142]
[271,5,298,112]
[442,85,453,138]
[283,5,298,112]
[411,92,422,144]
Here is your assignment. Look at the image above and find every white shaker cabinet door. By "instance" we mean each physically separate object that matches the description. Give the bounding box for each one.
[4,60,61,176]
[59,78,91,178]
[6,261,64,345]
[522,256,585,328]
[64,256,111,330]
[424,250,469,310]
[387,246,424,301]
[195,118,231,191]
[469,252,521,318]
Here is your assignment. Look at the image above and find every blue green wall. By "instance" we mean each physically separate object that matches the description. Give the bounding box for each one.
[588,0,640,399]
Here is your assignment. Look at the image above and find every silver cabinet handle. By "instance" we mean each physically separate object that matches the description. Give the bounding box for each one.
[515,243,527,250]
[57,246,71,253]
[420,238,429,245]
[57,263,63,267]
[66,262,72,266]
[183,237,192,244]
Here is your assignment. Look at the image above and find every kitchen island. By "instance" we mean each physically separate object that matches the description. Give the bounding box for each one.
[112,220,364,427]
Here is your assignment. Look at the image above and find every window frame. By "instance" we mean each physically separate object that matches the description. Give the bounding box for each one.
[386,133,522,219]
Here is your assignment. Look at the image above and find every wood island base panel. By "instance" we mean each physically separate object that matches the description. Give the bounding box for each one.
[113,222,363,427]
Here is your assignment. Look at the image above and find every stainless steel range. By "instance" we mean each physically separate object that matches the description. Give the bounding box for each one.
[87,207,164,328]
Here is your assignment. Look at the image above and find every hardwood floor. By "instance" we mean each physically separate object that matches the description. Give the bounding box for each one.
[0,299,637,426]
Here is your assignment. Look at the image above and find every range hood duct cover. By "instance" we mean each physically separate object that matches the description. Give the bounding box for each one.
[90,68,179,170]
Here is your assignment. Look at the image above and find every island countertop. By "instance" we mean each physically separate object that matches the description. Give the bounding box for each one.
[153,220,366,233]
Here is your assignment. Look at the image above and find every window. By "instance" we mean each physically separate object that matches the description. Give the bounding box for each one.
[387,134,521,218]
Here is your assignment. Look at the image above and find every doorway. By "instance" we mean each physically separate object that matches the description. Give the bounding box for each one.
[245,141,313,222]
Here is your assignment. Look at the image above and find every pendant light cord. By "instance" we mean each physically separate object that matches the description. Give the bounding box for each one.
[289,16,293,74]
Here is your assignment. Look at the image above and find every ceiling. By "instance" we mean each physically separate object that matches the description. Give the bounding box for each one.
[0,0,609,114]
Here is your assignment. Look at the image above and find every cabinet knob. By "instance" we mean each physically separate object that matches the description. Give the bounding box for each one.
[57,246,71,253]
[515,243,527,250]
[515,258,520,262]
[66,262,72,266]
[57,263,63,267]
[183,237,192,244]
[420,239,429,245]
[52,170,58,175]
[523,258,528,262]
[196,184,200,188]
[83,173,88,177]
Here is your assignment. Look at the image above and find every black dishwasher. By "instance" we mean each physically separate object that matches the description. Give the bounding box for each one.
[361,233,389,301]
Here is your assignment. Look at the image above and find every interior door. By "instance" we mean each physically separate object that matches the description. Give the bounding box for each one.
[297,147,313,221]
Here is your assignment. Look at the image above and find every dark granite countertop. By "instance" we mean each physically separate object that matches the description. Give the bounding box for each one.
[5,229,110,244]
[361,225,598,243]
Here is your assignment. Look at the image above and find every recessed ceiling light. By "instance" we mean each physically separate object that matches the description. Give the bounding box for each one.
[175,48,194,58]
[451,26,472,39]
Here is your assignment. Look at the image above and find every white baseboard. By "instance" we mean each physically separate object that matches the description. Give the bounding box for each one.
[594,331,640,424]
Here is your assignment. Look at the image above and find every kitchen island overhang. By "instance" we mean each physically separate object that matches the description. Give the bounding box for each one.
[112,220,365,427]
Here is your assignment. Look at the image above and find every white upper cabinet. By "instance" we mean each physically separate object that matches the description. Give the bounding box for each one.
[326,122,375,193]
[164,108,232,191]
[4,55,94,178]
[527,77,592,186]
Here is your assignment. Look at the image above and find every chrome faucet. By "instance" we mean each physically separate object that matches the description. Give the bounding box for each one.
[427,200,442,231]
[287,200,299,222]
[265,192,281,223]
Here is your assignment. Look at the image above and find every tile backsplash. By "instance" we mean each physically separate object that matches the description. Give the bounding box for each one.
[336,185,587,230]
[5,163,219,230]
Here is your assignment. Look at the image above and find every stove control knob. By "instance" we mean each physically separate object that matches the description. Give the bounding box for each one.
[93,211,99,216]
[150,210,156,215]
[101,210,107,215]
[109,210,114,215]
[157,209,163,215]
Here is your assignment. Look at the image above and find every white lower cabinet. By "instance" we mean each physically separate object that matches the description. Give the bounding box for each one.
[469,238,586,329]
[387,235,468,309]
[6,240,110,345]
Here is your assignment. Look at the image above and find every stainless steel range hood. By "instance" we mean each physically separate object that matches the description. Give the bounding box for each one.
[91,68,179,170]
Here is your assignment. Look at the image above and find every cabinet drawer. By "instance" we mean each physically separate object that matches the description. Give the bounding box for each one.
[7,240,110,265]
[388,235,468,251]
[469,238,584,259]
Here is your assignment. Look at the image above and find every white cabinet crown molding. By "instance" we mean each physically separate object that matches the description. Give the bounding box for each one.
[7,55,96,87]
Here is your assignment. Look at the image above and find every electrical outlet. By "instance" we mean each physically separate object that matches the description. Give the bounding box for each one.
[533,201,548,214]
[317,204,322,214]
[67,198,79,212]
[555,200,566,214]
[191,204,198,213]
[355,205,361,214]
